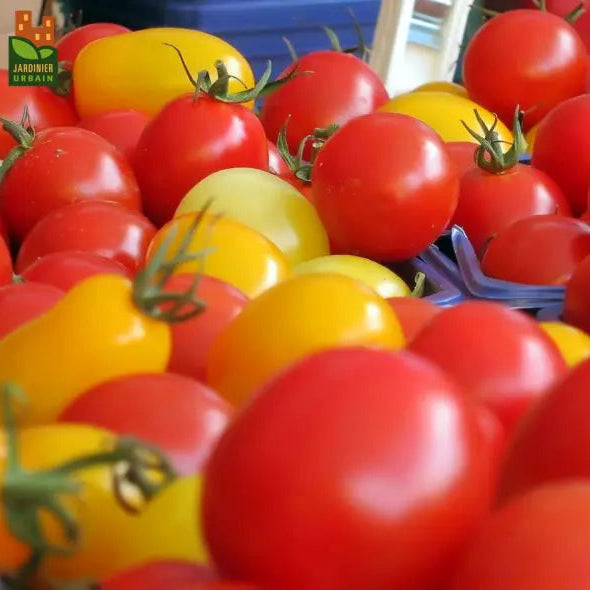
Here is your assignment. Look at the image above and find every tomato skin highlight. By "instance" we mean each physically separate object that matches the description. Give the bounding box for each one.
[134,95,269,226]
[564,253,590,335]
[312,112,459,261]
[463,9,587,130]
[267,140,289,176]
[409,301,568,431]
[204,347,494,590]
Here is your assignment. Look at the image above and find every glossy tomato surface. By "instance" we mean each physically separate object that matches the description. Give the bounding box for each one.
[0,127,141,242]
[387,296,441,342]
[409,301,567,430]
[564,253,590,333]
[312,112,459,261]
[462,9,587,129]
[56,23,131,65]
[204,348,493,590]
[0,237,11,286]
[446,141,477,178]
[16,201,156,273]
[267,140,289,176]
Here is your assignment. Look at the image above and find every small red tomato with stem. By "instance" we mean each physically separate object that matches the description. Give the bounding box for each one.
[134,50,280,226]
[564,253,590,334]
[463,9,587,130]
[454,111,570,256]
[312,112,459,261]
[0,282,64,339]
[0,236,12,286]
[20,251,131,292]
[409,300,568,431]
[16,201,156,274]
[0,119,141,243]
[59,372,233,476]
[77,109,150,164]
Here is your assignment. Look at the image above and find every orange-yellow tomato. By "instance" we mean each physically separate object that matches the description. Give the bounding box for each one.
[540,321,590,367]
[207,273,405,405]
[412,81,468,98]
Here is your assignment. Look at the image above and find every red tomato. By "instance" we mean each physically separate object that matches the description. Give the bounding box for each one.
[312,113,459,261]
[267,140,289,176]
[532,94,590,215]
[0,216,7,244]
[59,373,233,476]
[481,215,590,285]
[77,109,150,164]
[451,483,590,590]
[203,347,493,590]
[463,10,587,130]
[260,51,388,159]
[0,69,77,159]
[386,296,441,342]
[279,173,314,202]
[454,164,570,256]
[20,251,131,291]
[165,274,248,382]
[16,201,156,274]
[0,237,11,286]
[0,282,63,339]
[564,253,590,334]
[446,141,477,178]
[499,357,590,503]
[134,94,268,226]
[0,127,141,242]
[476,405,507,470]
[409,301,567,431]
[56,23,131,66]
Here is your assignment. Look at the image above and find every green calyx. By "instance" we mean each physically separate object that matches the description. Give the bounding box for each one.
[0,382,177,589]
[0,108,35,185]
[461,107,526,174]
[51,61,73,98]
[277,116,339,183]
[164,43,305,104]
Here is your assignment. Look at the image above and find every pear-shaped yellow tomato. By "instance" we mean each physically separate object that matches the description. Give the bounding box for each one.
[0,424,206,582]
[540,321,590,368]
[73,28,255,118]
[175,168,329,265]
[148,213,290,298]
[206,273,405,405]
[378,91,513,144]
[412,81,468,98]
[293,255,410,298]
[525,123,540,152]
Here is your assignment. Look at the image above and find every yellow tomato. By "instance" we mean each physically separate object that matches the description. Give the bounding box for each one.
[378,91,513,144]
[175,168,329,266]
[293,255,410,298]
[411,81,468,98]
[148,213,290,298]
[0,424,206,581]
[540,321,590,368]
[73,28,255,118]
[206,273,405,405]
[525,123,540,152]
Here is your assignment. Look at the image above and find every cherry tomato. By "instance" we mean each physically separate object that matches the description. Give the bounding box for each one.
[0,127,141,242]
[499,357,590,503]
[16,201,156,274]
[476,404,508,472]
[463,10,587,130]
[454,164,570,256]
[447,141,477,178]
[386,296,441,342]
[0,216,8,244]
[206,274,405,405]
[540,321,590,367]
[77,109,150,164]
[0,70,77,159]
[174,168,329,265]
[164,274,248,382]
[134,94,268,226]
[0,237,11,286]
[0,282,63,339]
[409,301,567,431]
[260,51,388,159]
[412,80,468,97]
[204,347,493,589]
[59,372,232,476]
[20,251,131,292]
[481,215,590,285]
[451,483,590,590]
[56,23,131,65]
[312,112,459,261]
[532,94,590,215]
[564,253,590,333]
[267,140,289,176]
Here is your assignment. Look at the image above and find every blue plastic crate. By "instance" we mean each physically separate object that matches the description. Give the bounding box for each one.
[73,0,381,78]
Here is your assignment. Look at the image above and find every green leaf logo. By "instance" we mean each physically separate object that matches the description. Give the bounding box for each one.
[10,37,40,61]
[39,47,54,60]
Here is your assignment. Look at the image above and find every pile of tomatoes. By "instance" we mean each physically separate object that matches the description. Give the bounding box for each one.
[1,5,590,589]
